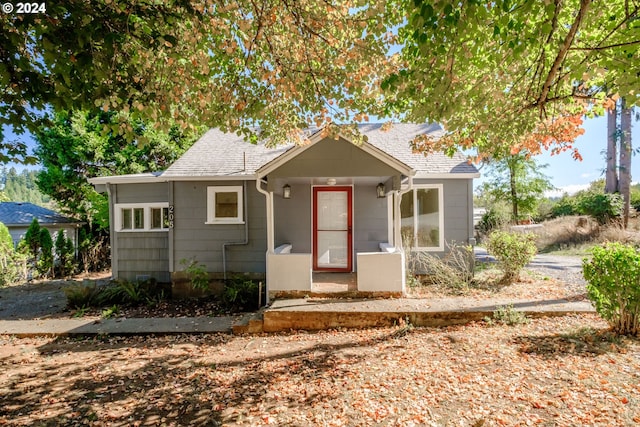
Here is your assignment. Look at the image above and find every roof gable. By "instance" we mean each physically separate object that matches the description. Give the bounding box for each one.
[164,124,478,179]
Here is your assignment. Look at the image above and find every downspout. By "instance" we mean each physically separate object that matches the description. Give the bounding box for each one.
[222,180,249,281]
[255,177,273,305]
[106,183,117,280]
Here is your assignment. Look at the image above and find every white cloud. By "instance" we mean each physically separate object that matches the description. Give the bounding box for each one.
[545,184,590,198]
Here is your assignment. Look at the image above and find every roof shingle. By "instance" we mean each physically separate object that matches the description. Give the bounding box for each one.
[163,124,478,177]
[0,202,81,226]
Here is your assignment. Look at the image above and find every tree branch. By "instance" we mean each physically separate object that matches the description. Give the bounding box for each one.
[536,0,592,109]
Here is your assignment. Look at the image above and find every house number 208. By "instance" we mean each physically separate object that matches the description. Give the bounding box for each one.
[168,205,174,229]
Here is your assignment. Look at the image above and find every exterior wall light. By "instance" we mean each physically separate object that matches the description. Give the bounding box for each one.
[376,183,386,198]
[283,184,291,199]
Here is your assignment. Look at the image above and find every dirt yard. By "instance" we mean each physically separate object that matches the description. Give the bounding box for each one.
[1,314,639,426]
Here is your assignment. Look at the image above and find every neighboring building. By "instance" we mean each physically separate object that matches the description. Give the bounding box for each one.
[90,124,479,297]
[0,202,83,247]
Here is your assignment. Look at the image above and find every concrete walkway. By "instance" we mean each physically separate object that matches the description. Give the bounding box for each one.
[0,297,594,337]
[0,316,236,337]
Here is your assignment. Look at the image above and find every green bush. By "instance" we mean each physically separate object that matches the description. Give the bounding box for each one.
[486,231,537,284]
[64,278,165,310]
[582,243,640,336]
[0,222,26,286]
[63,283,109,309]
[477,203,511,234]
[180,258,210,290]
[222,276,260,311]
[549,195,578,218]
[577,192,623,224]
[485,304,530,326]
[55,231,75,278]
[37,228,53,277]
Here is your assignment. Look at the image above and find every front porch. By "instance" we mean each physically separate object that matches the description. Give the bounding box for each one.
[255,130,416,300]
[266,250,406,299]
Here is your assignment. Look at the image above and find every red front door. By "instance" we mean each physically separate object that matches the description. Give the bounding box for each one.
[313,186,353,272]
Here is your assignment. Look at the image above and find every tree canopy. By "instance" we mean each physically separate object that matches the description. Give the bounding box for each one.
[35,110,199,228]
[1,0,638,163]
[1,0,399,154]
[384,0,639,160]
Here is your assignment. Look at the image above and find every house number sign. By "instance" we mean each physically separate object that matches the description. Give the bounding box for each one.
[168,205,174,229]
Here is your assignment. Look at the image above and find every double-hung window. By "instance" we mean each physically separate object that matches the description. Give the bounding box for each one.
[206,186,244,224]
[115,203,170,232]
[400,185,444,251]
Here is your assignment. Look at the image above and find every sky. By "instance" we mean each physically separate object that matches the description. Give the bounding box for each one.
[3,114,638,197]
[474,114,639,197]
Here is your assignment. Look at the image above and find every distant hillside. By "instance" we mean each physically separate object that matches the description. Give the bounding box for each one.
[0,167,54,209]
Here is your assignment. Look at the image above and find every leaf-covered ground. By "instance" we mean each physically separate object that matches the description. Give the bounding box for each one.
[1,314,639,426]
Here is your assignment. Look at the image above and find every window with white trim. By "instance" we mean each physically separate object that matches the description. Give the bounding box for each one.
[206,186,244,224]
[115,203,170,232]
[400,185,444,251]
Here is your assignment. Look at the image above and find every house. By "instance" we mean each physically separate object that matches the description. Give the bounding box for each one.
[89,124,479,298]
[0,202,83,247]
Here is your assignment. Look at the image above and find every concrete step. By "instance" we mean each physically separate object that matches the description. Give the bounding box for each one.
[262,298,594,333]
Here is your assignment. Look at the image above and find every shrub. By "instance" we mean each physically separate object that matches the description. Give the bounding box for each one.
[582,243,640,336]
[55,231,75,278]
[63,283,108,309]
[408,242,475,292]
[222,276,260,311]
[549,196,578,218]
[486,231,537,284]
[0,222,26,286]
[577,192,623,224]
[485,304,530,326]
[37,228,53,277]
[477,202,511,235]
[180,258,209,290]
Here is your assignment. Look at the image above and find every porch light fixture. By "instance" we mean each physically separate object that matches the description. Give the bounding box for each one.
[283,184,291,199]
[376,183,386,198]
[326,178,337,186]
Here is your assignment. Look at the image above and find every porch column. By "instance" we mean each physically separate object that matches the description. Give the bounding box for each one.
[393,191,402,249]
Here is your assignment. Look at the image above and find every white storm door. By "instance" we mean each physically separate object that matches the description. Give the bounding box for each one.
[313,187,352,272]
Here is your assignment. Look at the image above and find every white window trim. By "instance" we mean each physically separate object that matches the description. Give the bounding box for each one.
[404,184,444,252]
[114,202,170,232]
[206,185,244,224]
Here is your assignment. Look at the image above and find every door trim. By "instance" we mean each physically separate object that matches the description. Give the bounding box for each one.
[312,186,353,272]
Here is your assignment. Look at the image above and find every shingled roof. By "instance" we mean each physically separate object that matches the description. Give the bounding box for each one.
[163,123,478,178]
[0,202,82,226]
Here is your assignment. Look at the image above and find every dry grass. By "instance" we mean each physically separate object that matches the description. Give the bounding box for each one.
[529,215,640,254]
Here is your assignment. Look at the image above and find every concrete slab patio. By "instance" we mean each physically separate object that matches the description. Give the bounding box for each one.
[261,297,595,332]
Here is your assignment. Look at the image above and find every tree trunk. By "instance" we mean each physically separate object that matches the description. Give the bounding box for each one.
[605,102,618,193]
[508,157,518,222]
[619,99,632,228]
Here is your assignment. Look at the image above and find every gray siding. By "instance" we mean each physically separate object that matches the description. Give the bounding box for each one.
[112,182,170,282]
[354,184,388,252]
[172,181,267,274]
[117,232,170,282]
[269,136,400,179]
[115,183,168,203]
[274,184,311,252]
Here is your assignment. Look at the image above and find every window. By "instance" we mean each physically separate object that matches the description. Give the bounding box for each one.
[207,186,244,224]
[150,207,170,230]
[115,203,170,232]
[400,185,443,250]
